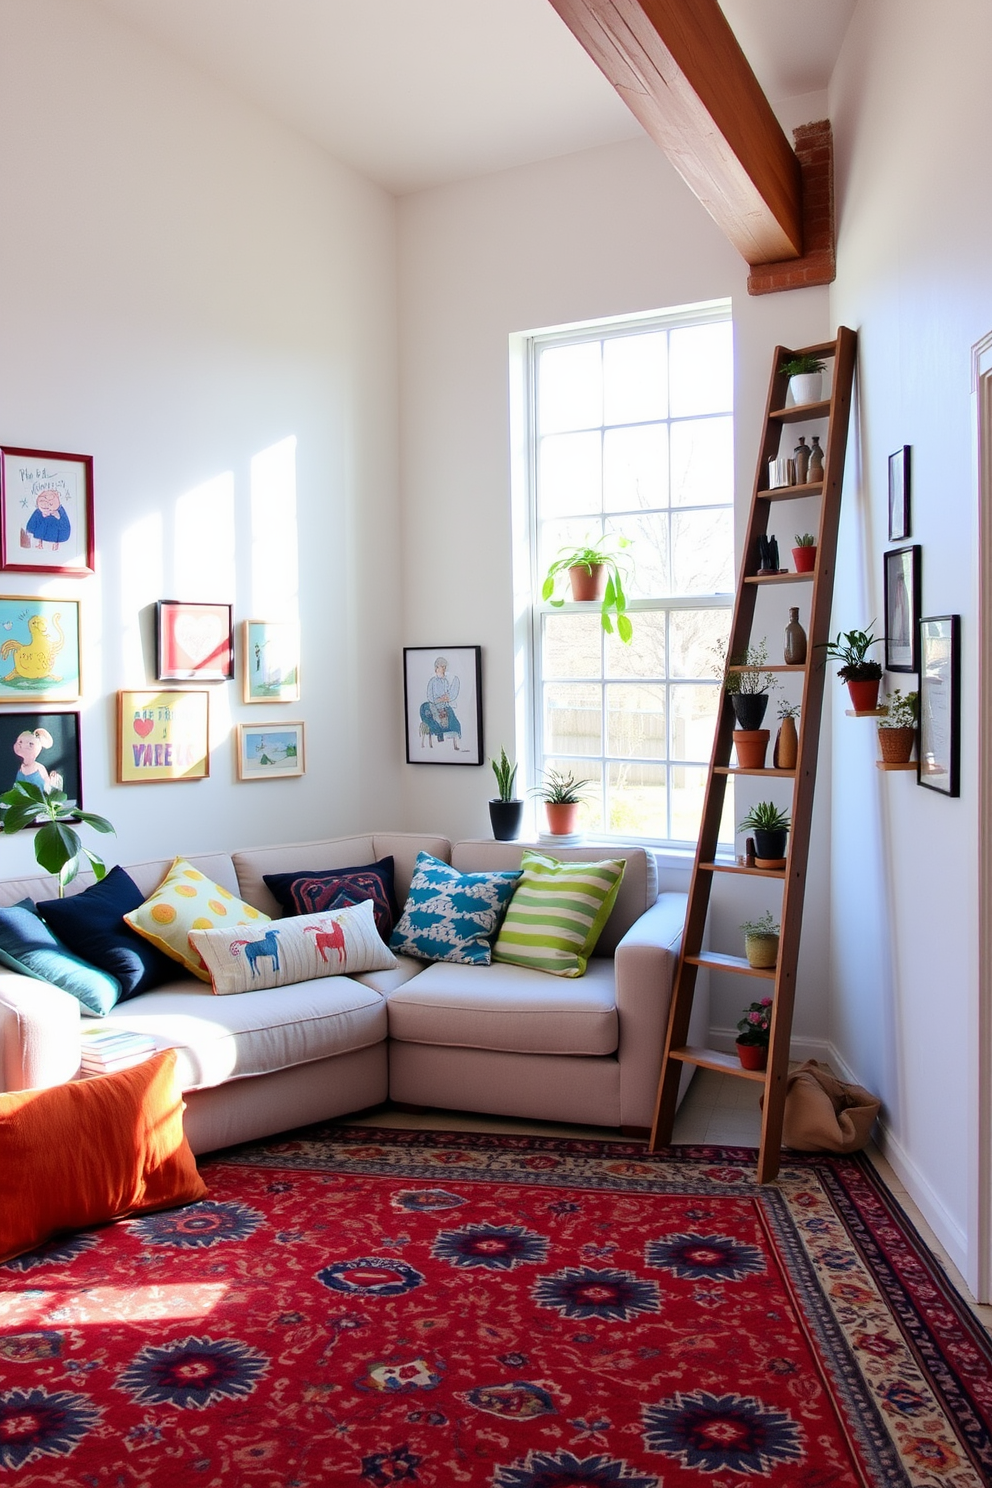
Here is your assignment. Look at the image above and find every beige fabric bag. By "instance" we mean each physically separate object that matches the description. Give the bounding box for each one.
[761,1060,881,1153]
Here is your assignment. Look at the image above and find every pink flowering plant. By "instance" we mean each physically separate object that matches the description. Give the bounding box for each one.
[736,996,774,1048]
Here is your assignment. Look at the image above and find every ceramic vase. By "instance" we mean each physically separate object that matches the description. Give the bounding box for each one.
[784,607,807,663]
[774,713,799,770]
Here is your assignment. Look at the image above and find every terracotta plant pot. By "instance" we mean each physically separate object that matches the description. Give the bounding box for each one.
[489,799,524,841]
[792,545,816,573]
[731,693,769,731]
[733,729,769,770]
[545,801,580,835]
[569,564,606,602]
[744,932,779,969]
[846,677,881,712]
[736,1041,768,1072]
[878,726,916,764]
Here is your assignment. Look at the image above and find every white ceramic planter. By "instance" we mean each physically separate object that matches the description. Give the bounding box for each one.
[789,371,822,405]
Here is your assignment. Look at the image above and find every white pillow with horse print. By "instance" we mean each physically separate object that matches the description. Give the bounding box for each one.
[188,899,396,995]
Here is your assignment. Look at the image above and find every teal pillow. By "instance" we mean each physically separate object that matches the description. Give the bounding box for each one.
[0,899,121,1016]
[389,852,521,966]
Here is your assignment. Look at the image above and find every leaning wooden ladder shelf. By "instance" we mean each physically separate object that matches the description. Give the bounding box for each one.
[649,327,858,1183]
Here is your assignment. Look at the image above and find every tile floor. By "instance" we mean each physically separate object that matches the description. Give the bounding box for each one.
[340,1067,992,1335]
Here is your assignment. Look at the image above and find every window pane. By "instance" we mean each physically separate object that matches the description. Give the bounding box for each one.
[603,331,668,424]
[543,613,602,680]
[671,509,733,594]
[607,761,667,838]
[607,683,666,759]
[670,416,733,507]
[603,424,668,512]
[606,611,666,680]
[539,342,602,433]
[539,431,601,518]
[669,322,733,417]
[670,683,720,762]
[544,683,602,756]
[542,756,602,834]
[669,608,731,679]
[608,513,670,597]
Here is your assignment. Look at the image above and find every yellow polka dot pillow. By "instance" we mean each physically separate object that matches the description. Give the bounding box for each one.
[124,858,270,982]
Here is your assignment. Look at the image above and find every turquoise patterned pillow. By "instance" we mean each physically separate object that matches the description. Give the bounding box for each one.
[389,852,521,966]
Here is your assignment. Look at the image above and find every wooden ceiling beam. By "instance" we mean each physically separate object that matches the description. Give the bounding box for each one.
[547,0,804,265]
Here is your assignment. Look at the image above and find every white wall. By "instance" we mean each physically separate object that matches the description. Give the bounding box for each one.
[828,0,992,1283]
[396,131,833,1048]
[0,0,401,872]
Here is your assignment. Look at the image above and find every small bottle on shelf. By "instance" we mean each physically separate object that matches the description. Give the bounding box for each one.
[808,436,824,482]
[784,607,807,665]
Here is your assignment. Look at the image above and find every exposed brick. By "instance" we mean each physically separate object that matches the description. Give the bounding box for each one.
[747,119,835,295]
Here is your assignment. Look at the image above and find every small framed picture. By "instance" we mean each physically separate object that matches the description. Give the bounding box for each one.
[0,711,82,811]
[237,722,305,780]
[118,690,210,783]
[403,646,483,766]
[157,601,233,681]
[0,596,81,702]
[883,545,921,672]
[242,620,301,703]
[918,615,960,797]
[888,446,911,542]
[0,447,95,575]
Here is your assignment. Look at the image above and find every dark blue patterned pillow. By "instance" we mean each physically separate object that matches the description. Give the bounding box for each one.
[263,858,397,944]
[389,852,521,966]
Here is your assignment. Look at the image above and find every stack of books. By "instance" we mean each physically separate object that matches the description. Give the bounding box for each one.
[80,1026,158,1075]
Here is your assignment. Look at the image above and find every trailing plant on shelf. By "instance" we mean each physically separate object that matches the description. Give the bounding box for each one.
[0,781,115,895]
[878,689,918,729]
[778,355,825,378]
[489,746,519,801]
[542,533,633,643]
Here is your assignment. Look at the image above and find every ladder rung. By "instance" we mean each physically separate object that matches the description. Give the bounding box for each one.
[745,572,814,586]
[714,766,796,777]
[699,861,786,879]
[769,400,831,422]
[685,952,776,978]
[758,481,824,501]
[670,1045,768,1082]
[726,663,805,673]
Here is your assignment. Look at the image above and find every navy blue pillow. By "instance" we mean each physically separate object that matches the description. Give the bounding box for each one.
[37,867,176,1000]
[0,899,121,1016]
[263,857,398,943]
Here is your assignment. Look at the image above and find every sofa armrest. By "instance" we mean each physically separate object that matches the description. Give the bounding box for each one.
[0,970,81,1092]
[613,891,687,1129]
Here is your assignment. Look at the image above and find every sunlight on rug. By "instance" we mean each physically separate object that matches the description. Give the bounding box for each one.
[1,1126,991,1485]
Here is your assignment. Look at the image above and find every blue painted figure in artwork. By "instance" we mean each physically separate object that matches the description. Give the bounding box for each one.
[12,728,62,793]
[26,488,71,551]
[419,656,461,750]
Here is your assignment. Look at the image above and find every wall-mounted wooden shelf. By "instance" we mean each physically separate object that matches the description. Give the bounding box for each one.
[846,708,885,717]
[876,760,916,771]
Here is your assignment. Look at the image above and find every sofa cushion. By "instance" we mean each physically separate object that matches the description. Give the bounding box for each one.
[190,901,396,995]
[93,973,388,1092]
[124,857,271,981]
[233,835,452,919]
[390,852,520,966]
[38,867,177,1000]
[352,954,426,997]
[493,851,626,978]
[386,958,618,1056]
[263,857,397,942]
[0,899,121,1016]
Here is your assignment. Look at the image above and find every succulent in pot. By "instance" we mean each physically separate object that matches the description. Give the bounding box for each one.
[877,688,918,765]
[792,532,817,573]
[738,801,791,867]
[488,746,523,841]
[542,533,633,643]
[531,766,590,836]
[779,353,826,406]
[735,993,774,1070]
[819,623,884,712]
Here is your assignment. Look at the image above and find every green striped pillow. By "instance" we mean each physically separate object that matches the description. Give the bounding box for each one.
[492,851,626,978]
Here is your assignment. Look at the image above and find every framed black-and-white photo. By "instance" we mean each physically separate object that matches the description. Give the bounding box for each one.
[918,615,960,797]
[888,446,911,542]
[404,646,482,765]
[884,545,920,672]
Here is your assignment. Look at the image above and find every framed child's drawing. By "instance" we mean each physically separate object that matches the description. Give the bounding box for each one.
[157,601,233,682]
[0,711,82,810]
[237,722,305,780]
[242,620,301,703]
[0,597,81,702]
[0,447,95,576]
[118,690,210,783]
[403,646,483,765]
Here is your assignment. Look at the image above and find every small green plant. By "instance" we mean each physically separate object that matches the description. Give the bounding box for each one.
[777,700,801,720]
[0,781,115,895]
[717,638,779,697]
[779,354,826,378]
[530,767,590,805]
[878,689,918,729]
[819,623,884,682]
[738,802,791,834]
[794,533,816,547]
[489,747,519,801]
[542,533,633,644]
[736,995,774,1048]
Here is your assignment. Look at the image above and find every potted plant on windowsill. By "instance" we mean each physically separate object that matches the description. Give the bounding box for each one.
[779,353,826,406]
[721,639,778,769]
[0,781,115,895]
[531,766,590,836]
[792,533,817,573]
[820,623,885,712]
[542,533,633,644]
[488,746,523,841]
[877,688,918,764]
[738,802,791,869]
[735,994,774,1071]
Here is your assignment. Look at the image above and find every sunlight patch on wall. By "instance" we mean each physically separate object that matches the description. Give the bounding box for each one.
[175,473,236,601]
[120,512,164,680]
[251,437,299,620]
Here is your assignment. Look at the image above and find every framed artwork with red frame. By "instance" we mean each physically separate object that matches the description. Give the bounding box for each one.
[156,601,233,682]
[0,447,95,576]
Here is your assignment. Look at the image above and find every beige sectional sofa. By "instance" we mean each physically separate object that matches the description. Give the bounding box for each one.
[0,832,696,1153]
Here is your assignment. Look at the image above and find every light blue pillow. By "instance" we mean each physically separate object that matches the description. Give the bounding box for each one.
[0,899,121,1017]
[389,852,521,966]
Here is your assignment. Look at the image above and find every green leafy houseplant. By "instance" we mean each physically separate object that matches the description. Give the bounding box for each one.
[490,746,519,801]
[738,802,791,833]
[531,767,590,805]
[778,354,826,378]
[820,623,884,682]
[735,994,774,1048]
[0,781,114,895]
[542,534,633,644]
[878,688,918,729]
[794,533,816,547]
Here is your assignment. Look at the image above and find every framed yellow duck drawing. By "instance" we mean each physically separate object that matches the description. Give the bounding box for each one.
[0,598,80,702]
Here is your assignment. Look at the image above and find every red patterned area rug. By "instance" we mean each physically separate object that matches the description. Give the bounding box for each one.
[2,1127,992,1486]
